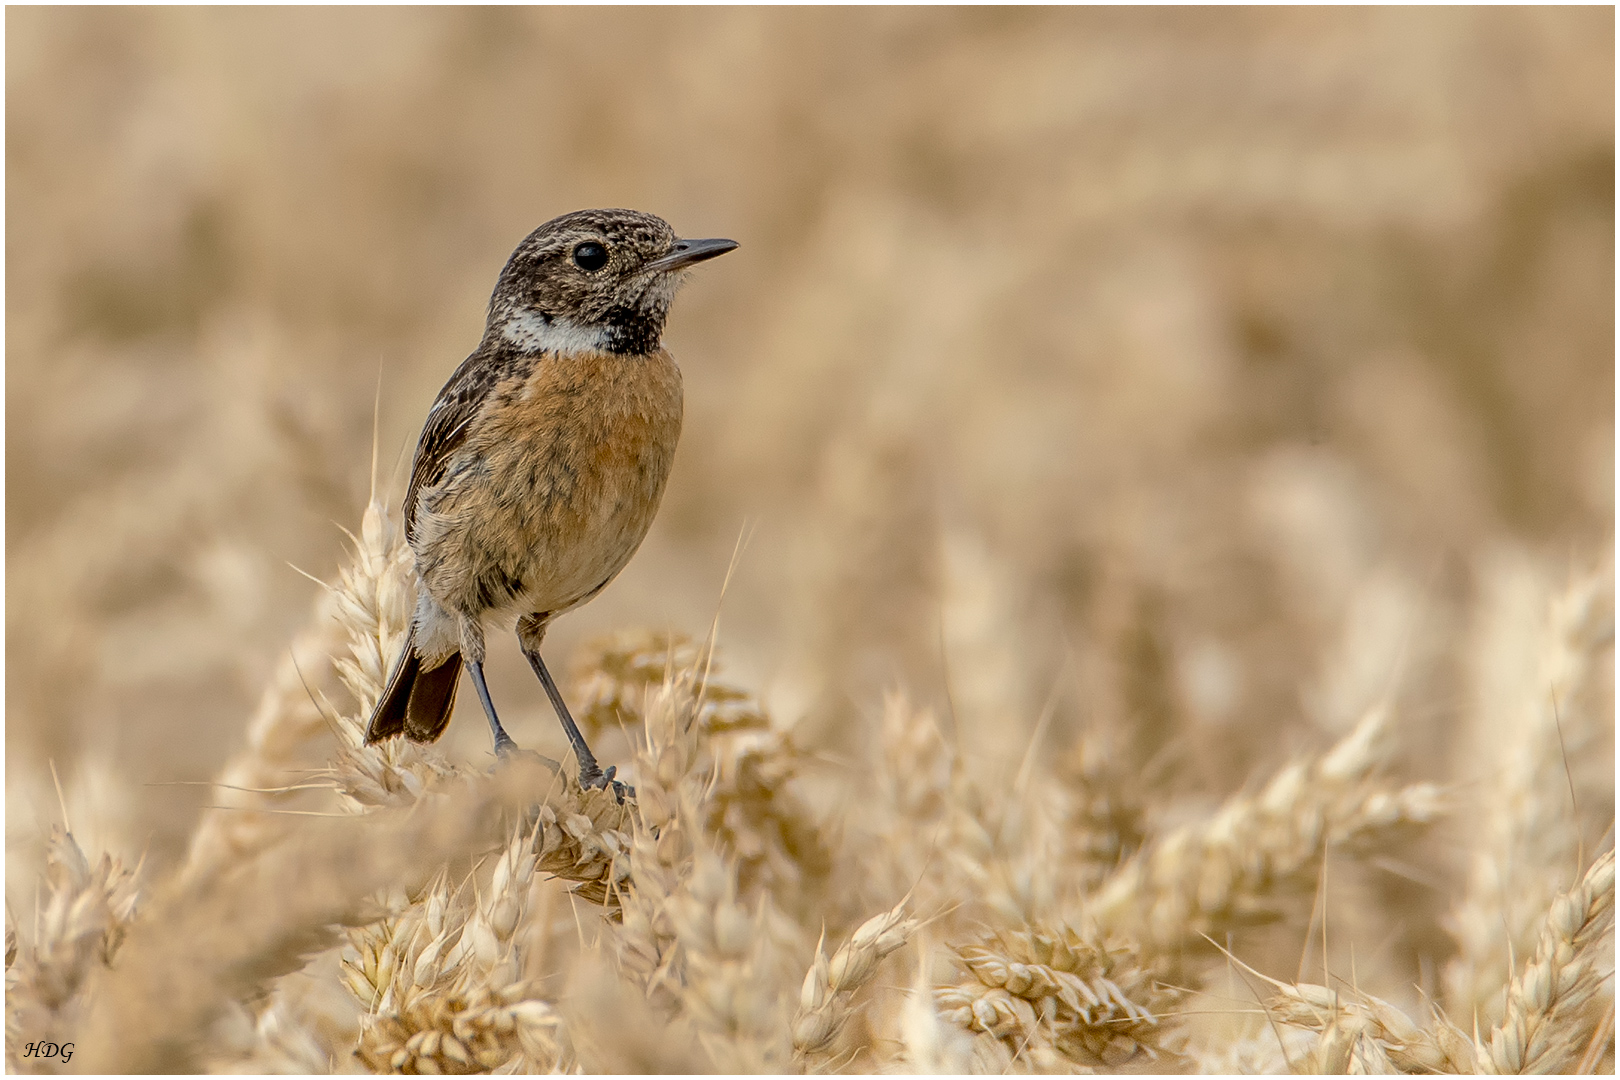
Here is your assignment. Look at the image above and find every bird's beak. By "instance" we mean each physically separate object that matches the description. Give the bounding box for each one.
[647,236,738,273]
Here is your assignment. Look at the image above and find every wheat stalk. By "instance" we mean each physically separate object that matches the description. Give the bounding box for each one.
[1263,848,1615,1075]
[178,588,350,879]
[324,499,466,813]
[866,692,1015,921]
[604,658,816,1070]
[1088,706,1443,957]
[343,821,568,1074]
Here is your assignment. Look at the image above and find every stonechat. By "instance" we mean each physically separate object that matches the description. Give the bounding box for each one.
[365,208,736,799]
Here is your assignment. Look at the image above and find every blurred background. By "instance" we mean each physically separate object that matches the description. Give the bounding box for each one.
[6,5,1612,955]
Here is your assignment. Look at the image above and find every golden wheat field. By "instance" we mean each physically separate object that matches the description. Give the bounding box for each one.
[5,7,1615,1074]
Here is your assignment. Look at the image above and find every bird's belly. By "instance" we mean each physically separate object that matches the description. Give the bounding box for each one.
[493,471,667,619]
[413,349,683,622]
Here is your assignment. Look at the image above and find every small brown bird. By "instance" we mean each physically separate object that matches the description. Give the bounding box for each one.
[366,208,736,797]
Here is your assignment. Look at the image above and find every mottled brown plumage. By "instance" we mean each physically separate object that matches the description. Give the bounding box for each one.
[366,209,735,796]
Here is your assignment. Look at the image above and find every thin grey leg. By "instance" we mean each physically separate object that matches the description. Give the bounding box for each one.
[466,659,517,757]
[523,648,631,801]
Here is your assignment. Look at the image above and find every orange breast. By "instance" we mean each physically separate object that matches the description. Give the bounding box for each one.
[415,348,683,619]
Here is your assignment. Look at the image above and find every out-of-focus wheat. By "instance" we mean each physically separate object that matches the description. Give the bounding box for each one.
[1088,706,1444,957]
[204,960,355,1074]
[866,691,1055,925]
[7,10,1613,1075]
[572,629,831,905]
[608,666,811,1071]
[1057,729,1146,897]
[1446,555,1616,1026]
[571,628,769,737]
[183,496,426,885]
[895,942,976,1073]
[4,829,140,1072]
[1267,980,1479,1073]
[178,589,350,879]
[4,506,1611,1074]
[65,754,560,1073]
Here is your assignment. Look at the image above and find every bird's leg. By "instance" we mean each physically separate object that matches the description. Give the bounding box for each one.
[460,617,516,757]
[468,660,518,757]
[523,649,632,802]
[517,615,631,801]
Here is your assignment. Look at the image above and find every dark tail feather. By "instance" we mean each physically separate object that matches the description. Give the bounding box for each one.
[366,633,462,745]
[402,653,461,742]
[365,645,417,743]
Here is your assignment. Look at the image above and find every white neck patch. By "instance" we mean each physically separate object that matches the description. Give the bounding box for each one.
[499,311,609,356]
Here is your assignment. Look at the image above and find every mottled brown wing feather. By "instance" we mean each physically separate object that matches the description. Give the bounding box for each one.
[404,345,511,540]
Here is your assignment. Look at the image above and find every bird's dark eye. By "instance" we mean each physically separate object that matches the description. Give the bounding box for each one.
[572,242,608,272]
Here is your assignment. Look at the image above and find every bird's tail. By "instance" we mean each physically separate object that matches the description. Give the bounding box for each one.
[365,628,462,744]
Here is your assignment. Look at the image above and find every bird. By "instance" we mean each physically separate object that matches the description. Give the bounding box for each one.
[365,208,736,799]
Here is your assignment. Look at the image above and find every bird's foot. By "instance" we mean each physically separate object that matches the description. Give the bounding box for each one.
[579,762,635,805]
[493,731,518,758]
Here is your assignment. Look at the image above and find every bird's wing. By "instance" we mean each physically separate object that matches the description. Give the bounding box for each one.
[404,347,507,540]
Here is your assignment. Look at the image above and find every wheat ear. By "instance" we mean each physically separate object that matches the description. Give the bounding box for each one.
[1479,848,1615,1074]
[934,922,1178,1070]
[793,901,917,1057]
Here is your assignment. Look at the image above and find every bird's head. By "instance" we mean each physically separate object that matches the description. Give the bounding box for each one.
[485,208,736,357]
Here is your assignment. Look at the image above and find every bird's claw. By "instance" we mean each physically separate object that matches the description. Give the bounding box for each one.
[579,763,635,804]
